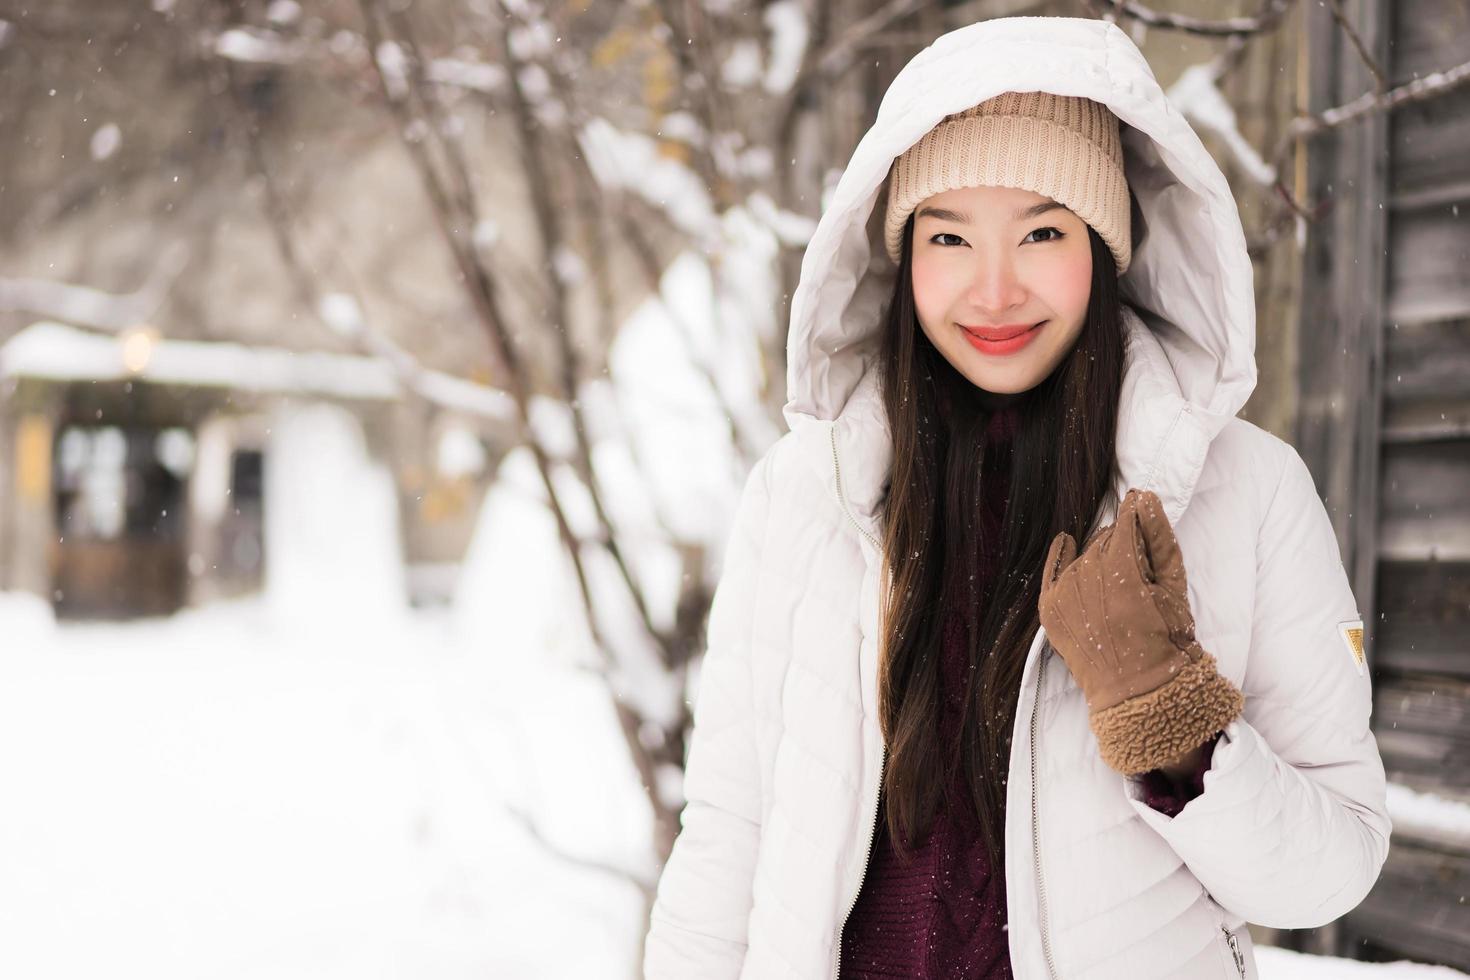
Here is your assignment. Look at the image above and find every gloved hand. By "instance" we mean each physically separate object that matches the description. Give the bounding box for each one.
[1037,487,1244,777]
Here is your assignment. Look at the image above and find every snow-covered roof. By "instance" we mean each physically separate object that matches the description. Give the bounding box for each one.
[1,321,399,401]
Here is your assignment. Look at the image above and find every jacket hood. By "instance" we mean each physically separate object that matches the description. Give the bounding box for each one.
[783,15,1258,531]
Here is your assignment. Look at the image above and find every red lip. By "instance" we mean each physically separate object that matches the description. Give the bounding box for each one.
[961,322,1042,340]
[959,320,1045,355]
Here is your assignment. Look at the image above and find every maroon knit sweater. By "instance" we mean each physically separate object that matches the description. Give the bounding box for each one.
[838,403,1217,979]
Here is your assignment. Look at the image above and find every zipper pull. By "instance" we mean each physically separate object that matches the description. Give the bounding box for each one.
[1224,929,1245,977]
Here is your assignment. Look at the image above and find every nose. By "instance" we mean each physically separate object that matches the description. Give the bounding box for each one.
[964,253,1028,318]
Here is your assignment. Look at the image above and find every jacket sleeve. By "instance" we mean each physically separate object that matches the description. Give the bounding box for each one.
[1125,442,1392,928]
[643,448,774,979]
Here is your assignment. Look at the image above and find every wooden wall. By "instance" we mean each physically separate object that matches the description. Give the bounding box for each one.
[1299,0,1470,968]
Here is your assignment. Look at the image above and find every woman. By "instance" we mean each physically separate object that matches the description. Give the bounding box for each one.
[644,15,1390,980]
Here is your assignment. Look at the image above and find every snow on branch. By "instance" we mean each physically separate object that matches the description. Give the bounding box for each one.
[212,25,308,64]
[1083,0,1295,38]
[0,243,188,333]
[1286,55,1470,142]
[202,25,505,94]
[578,117,720,244]
[1167,60,1277,186]
[761,0,809,95]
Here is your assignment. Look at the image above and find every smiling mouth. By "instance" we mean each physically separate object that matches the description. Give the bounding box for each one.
[960,321,1045,341]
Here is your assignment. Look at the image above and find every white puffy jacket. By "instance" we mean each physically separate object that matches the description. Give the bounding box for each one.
[644,15,1391,980]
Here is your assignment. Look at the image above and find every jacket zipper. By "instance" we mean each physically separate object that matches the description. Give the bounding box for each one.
[1224,926,1245,977]
[829,424,884,978]
[828,424,880,551]
[1031,647,1059,979]
[831,743,887,979]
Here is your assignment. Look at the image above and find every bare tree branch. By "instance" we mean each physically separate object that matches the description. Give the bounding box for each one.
[505,804,657,901]
[807,0,927,80]
[1325,0,1387,94]
[1285,55,1470,144]
[198,23,506,97]
[359,0,690,872]
[1255,51,1470,233]
[479,5,679,669]
[359,0,607,645]
[534,59,744,544]
[651,0,753,212]
[513,15,779,467]
[1079,0,1297,38]
[609,198,769,466]
[230,82,516,422]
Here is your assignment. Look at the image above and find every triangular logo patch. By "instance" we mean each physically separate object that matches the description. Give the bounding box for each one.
[1338,619,1366,676]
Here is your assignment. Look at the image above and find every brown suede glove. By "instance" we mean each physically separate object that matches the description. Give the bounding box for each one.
[1037,487,1244,777]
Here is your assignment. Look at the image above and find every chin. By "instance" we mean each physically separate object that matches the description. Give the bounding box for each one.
[962,365,1035,394]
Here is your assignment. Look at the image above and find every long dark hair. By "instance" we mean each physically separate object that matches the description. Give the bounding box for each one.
[874,211,1127,868]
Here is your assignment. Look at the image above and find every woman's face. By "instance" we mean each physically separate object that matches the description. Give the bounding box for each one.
[910,184,1094,400]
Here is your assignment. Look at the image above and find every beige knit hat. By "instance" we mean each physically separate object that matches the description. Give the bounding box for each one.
[884,91,1132,275]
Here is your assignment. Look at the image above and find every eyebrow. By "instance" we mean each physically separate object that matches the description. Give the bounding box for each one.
[914,201,1068,223]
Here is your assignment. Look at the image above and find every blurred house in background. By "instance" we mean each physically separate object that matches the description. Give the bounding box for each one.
[0,320,499,618]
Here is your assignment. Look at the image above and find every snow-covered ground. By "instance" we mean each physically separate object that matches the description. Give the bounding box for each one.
[0,596,656,979]
[0,398,661,980]
[1256,947,1469,979]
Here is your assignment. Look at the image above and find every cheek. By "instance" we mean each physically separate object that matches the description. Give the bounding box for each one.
[910,261,953,324]
[1051,248,1093,315]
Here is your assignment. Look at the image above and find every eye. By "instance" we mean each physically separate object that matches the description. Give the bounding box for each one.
[929,232,967,247]
[1024,226,1066,244]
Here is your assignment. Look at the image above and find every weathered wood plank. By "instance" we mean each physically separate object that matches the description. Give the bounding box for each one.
[1375,670,1470,789]
[1346,838,1470,971]
[1384,318,1470,402]
[1389,88,1470,198]
[1381,394,1470,443]
[1377,441,1470,560]
[1373,560,1470,677]
[1385,197,1470,326]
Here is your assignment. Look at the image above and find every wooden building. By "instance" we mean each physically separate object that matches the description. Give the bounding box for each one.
[1297,0,1470,968]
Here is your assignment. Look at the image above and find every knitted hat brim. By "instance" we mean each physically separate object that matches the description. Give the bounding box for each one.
[885,114,1131,275]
